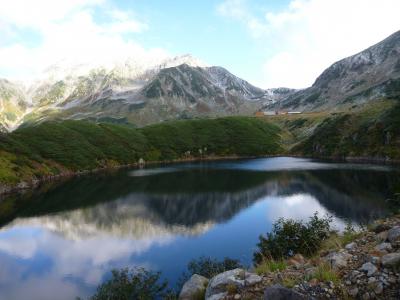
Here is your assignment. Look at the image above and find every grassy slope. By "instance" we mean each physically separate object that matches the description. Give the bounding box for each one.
[263,111,332,150]
[0,117,282,185]
[289,99,400,159]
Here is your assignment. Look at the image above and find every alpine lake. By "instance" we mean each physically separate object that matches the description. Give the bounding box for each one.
[0,157,399,300]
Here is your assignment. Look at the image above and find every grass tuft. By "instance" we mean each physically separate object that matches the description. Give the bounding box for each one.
[255,259,287,275]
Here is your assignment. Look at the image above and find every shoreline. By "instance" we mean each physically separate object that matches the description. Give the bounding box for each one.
[1,154,399,198]
[0,155,265,197]
[187,213,400,300]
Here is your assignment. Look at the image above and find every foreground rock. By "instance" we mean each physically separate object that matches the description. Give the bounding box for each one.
[263,284,309,299]
[322,251,351,269]
[179,274,209,300]
[205,268,262,300]
[381,252,400,267]
[387,226,400,243]
[360,262,378,276]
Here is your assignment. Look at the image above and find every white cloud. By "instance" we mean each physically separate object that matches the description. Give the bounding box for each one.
[218,0,400,88]
[0,0,168,82]
[0,0,104,29]
[217,0,267,38]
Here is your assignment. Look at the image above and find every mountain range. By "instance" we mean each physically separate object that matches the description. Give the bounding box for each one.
[1,30,400,131]
[0,55,293,131]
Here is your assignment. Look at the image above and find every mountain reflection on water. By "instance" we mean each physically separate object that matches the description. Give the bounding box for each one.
[0,157,398,300]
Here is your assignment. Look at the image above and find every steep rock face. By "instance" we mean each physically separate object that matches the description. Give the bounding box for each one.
[0,79,28,131]
[139,64,267,117]
[268,30,400,111]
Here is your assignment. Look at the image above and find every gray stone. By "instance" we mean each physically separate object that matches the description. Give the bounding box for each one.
[376,231,389,242]
[387,226,400,243]
[263,284,308,300]
[348,287,359,297]
[371,223,391,233]
[363,292,370,300]
[374,282,383,295]
[179,274,209,300]
[305,267,316,277]
[207,292,227,300]
[381,252,400,267]
[323,251,351,269]
[345,242,356,250]
[360,262,378,276]
[16,181,29,189]
[368,277,376,284]
[375,242,392,252]
[371,256,380,265]
[205,269,261,300]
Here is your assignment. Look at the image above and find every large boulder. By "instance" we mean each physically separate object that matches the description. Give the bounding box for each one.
[381,252,400,268]
[374,242,392,252]
[375,230,389,242]
[263,284,309,299]
[179,274,209,300]
[359,262,378,276]
[205,269,262,300]
[323,251,351,269]
[345,242,356,250]
[370,223,391,233]
[387,226,400,243]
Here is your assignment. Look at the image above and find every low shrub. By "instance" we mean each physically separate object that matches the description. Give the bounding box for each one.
[255,259,287,275]
[281,276,301,288]
[310,263,339,284]
[253,213,332,263]
[340,221,361,246]
[186,256,243,279]
[88,267,168,300]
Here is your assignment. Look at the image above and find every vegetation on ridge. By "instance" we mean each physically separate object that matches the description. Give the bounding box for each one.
[290,100,400,158]
[0,116,282,186]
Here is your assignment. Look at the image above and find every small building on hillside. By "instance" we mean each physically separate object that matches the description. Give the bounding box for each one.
[264,111,277,116]
[255,111,278,117]
[255,110,302,117]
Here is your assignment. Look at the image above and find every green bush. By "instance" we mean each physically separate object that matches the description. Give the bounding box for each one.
[255,259,287,274]
[253,213,332,263]
[88,268,168,300]
[186,256,243,278]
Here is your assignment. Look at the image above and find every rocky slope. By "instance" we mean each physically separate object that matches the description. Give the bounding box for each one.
[0,55,290,131]
[0,79,28,131]
[266,30,400,112]
[179,214,400,300]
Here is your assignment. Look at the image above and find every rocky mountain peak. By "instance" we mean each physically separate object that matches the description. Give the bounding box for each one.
[313,30,400,90]
[267,30,400,112]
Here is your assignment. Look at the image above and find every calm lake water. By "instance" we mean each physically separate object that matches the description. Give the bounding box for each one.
[0,157,399,299]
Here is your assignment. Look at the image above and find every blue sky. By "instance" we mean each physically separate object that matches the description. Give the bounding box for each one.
[0,0,400,88]
[120,0,290,83]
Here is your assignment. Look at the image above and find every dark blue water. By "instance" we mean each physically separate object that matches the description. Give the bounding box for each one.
[0,157,398,300]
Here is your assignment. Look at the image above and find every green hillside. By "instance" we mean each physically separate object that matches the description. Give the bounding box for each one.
[0,117,282,186]
[291,100,400,159]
